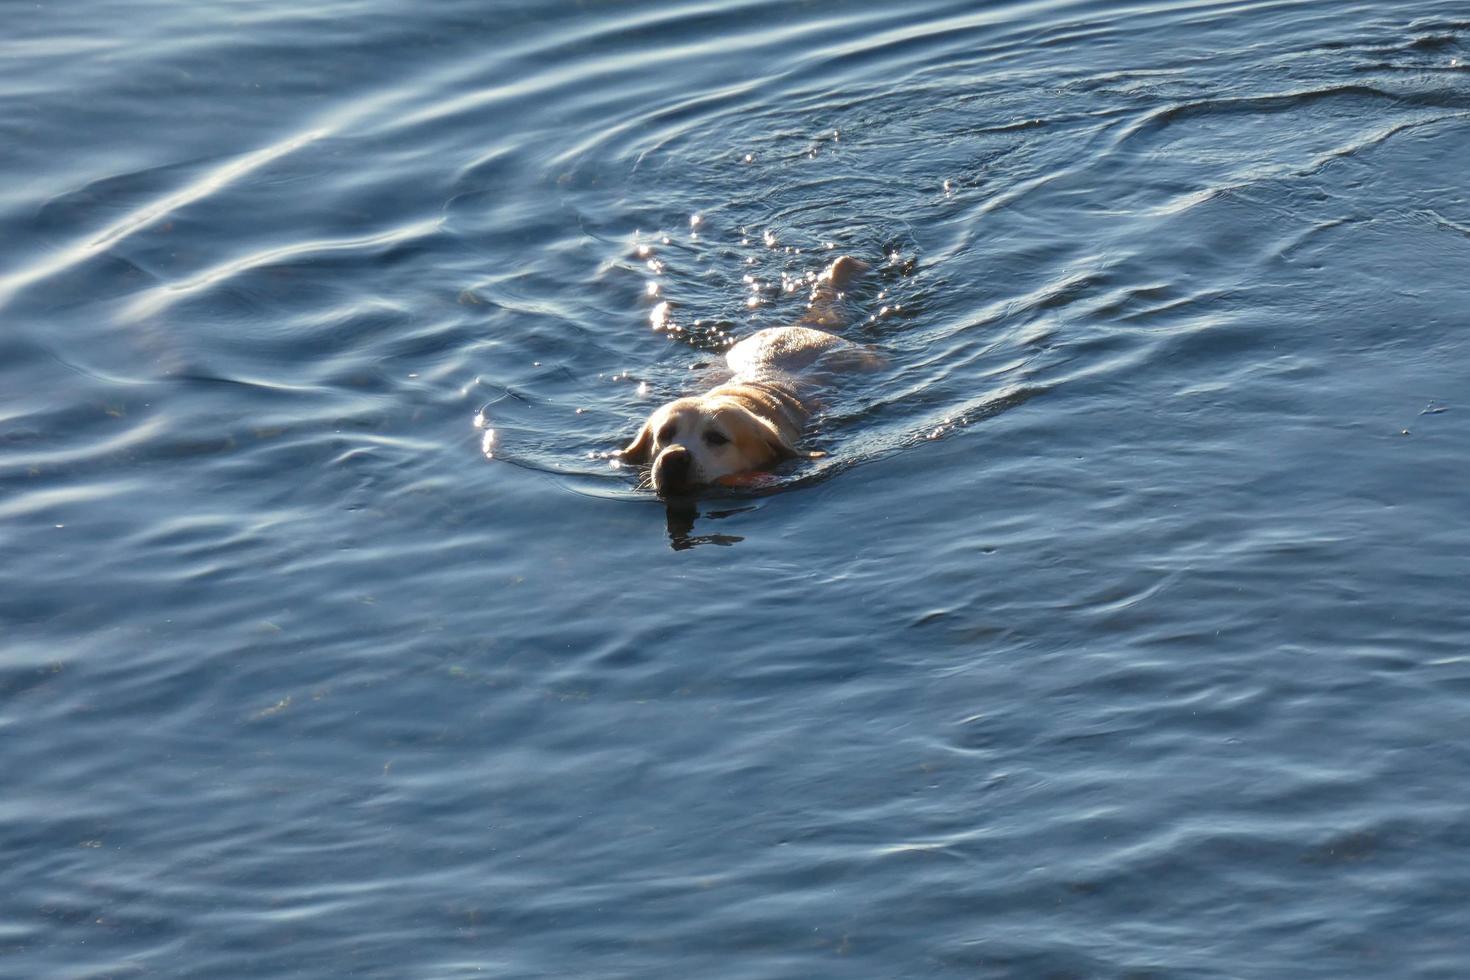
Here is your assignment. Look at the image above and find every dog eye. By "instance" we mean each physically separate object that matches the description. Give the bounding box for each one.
[658,424,678,443]
[704,431,730,447]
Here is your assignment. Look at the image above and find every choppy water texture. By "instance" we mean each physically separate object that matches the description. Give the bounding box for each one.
[4,0,1469,976]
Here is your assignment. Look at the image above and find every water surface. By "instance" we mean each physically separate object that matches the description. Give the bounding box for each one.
[3,0,1469,976]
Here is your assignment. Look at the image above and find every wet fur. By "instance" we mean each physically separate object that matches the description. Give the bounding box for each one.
[620,256,873,495]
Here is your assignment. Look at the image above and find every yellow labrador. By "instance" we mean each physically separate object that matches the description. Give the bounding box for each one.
[619,255,876,495]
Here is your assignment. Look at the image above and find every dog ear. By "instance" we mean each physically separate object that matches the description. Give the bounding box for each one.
[619,422,654,465]
[762,426,825,462]
[763,429,799,462]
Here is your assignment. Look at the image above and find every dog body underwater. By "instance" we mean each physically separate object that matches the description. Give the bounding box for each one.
[619,256,877,495]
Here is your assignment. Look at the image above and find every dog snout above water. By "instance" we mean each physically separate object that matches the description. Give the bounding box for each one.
[652,445,694,494]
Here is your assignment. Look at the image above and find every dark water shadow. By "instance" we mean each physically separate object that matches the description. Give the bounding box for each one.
[663,499,750,550]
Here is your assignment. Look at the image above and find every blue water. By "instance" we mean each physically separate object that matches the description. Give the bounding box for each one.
[4,0,1469,976]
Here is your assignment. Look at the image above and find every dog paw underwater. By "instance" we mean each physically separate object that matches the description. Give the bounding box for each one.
[615,255,883,497]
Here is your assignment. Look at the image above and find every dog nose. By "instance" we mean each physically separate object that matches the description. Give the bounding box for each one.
[653,446,693,492]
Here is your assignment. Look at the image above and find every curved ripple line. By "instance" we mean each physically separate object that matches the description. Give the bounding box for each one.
[0,413,169,479]
[1421,207,1470,238]
[1140,110,1470,216]
[1111,84,1422,149]
[0,479,145,522]
[396,10,832,136]
[0,127,327,310]
[117,217,444,323]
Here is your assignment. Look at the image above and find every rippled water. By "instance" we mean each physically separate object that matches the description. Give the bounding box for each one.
[5,0,1469,975]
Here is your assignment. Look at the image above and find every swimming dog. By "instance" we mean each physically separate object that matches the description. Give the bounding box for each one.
[619,255,875,495]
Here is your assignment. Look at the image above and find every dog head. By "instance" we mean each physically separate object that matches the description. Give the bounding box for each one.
[619,386,804,495]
